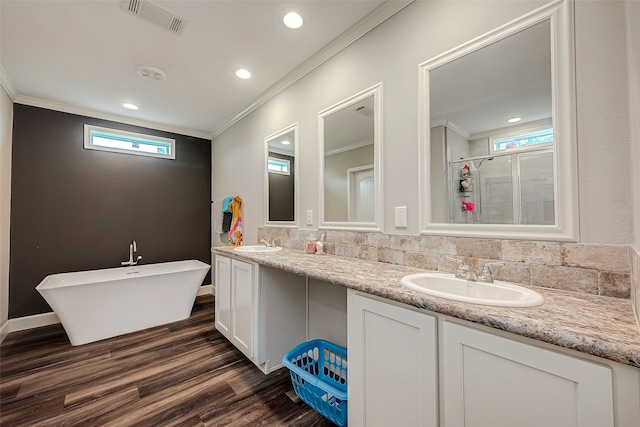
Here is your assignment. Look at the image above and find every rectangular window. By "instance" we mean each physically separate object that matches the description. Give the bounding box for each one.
[490,127,553,154]
[267,157,290,175]
[84,124,175,159]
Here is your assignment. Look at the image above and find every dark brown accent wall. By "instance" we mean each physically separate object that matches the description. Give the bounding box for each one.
[268,152,294,221]
[9,105,212,318]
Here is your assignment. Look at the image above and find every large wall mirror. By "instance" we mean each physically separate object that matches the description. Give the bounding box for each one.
[319,83,383,231]
[264,123,298,227]
[419,0,578,241]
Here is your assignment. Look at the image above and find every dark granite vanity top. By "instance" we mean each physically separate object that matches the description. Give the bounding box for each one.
[212,246,640,368]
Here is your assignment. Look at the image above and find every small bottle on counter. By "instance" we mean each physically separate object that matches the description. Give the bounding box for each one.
[305,234,316,254]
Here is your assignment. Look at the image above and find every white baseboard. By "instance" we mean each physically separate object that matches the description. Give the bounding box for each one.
[0,285,214,345]
[1,311,61,344]
[0,319,10,344]
[197,284,214,297]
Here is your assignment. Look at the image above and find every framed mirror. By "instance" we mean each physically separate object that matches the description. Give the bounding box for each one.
[419,0,578,241]
[264,123,298,227]
[319,83,383,231]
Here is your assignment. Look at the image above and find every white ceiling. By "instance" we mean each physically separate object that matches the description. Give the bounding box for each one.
[429,19,552,138]
[324,94,373,153]
[0,0,407,139]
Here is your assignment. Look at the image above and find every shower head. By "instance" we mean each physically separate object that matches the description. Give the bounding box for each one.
[478,157,494,168]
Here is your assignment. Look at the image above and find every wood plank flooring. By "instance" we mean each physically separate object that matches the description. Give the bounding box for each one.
[0,295,335,426]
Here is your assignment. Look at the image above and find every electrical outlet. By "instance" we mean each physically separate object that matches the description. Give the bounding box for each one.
[306,209,313,226]
[395,206,408,228]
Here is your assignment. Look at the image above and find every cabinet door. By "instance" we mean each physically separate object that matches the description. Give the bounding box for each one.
[348,291,438,427]
[231,259,255,358]
[441,321,614,427]
[214,255,231,338]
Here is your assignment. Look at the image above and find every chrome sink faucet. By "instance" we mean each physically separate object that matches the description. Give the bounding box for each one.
[445,257,476,280]
[477,262,505,283]
[445,257,503,282]
[260,237,276,247]
[121,240,143,266]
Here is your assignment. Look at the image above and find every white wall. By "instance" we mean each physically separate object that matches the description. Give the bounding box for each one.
[1,86,13,326]
[324,144,374,222]
[212,0,633,245]
[574,0,632,243]
[626,0,640,251]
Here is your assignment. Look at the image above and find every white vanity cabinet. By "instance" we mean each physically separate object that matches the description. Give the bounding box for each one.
[214,255,232,338]
[214,254,308,373]
[440,320,616,427]
[214,255,256,359]
[347,291,438,427]
[347,290,640,427]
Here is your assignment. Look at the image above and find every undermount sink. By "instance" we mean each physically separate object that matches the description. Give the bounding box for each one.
[233,245,282,253]
[400,272,544,307]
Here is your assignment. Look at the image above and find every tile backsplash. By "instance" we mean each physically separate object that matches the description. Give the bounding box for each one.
[258,227,631,300]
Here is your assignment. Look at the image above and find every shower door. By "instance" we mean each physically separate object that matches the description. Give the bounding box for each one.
[518,150,554,225]
[449,149,553,225]
[449,156,513,224]
[475,156,514,224]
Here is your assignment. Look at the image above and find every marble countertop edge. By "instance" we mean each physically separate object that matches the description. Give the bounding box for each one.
[212,246,640,368]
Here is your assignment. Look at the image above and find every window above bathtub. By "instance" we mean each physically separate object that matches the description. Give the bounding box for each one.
[267,157,290,175]
[84,124,175,160]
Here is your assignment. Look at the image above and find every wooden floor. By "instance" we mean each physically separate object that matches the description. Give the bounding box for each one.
[0,295,335,427]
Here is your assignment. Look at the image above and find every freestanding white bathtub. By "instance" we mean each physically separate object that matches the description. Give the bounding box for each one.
[36,260,210,346]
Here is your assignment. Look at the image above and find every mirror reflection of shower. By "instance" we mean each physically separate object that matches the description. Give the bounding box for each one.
[478,157,494,168]
[445,125,555,225]
[473,156,493,222]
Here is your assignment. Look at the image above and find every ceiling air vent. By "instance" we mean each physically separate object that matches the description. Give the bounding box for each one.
[168,16,185,34]
[123,0,142,14]
[121,0,187,35]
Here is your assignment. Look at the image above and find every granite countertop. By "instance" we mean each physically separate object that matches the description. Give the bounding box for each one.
[212,246,640,368]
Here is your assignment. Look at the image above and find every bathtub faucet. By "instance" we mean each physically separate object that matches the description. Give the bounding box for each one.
[121,240,143,266]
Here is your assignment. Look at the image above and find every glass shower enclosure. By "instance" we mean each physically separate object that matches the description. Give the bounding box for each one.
[448,148,554,225]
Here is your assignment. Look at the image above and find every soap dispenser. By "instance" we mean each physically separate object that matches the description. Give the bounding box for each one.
[316,234,325,255]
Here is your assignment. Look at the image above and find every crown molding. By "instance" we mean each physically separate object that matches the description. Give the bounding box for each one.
[3,1,412,141]
[325,139,373,157]
[0,64,17,100]
[13,95,212,140]
[211,0,413,139]
[443,120,470,141]
[429,119,470,140]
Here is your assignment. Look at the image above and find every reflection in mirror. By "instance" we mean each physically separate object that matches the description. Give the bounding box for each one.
[420,0,578,241]
[265,124,298,227]
[319,83,383,231]
[431,20,552,225]
[325,96,374,222]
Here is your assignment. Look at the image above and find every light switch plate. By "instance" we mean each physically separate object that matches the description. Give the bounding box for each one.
[395,206,408,228]
[306,209,313,226]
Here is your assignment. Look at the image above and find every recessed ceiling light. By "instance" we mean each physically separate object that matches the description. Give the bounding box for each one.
[235,68,252,79]
[507,117,522,123]
[136,65,166,81]
[281,140,291,145]
[122,103,139,110]
[283,11,303,29]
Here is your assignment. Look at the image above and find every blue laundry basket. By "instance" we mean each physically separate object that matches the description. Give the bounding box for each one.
[283,339,348,426]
